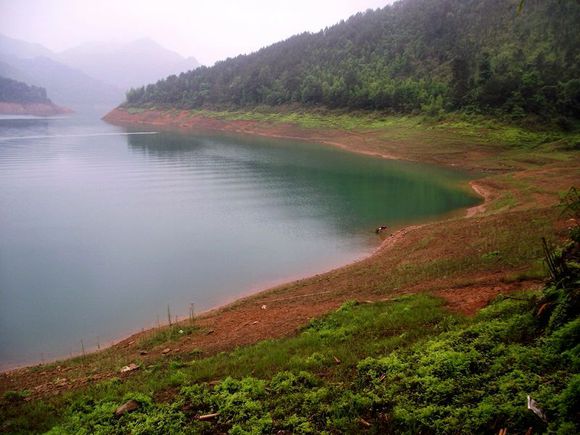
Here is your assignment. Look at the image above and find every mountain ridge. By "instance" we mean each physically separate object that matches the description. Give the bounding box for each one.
[58,38,201,90]
[0,34,201,109]
[122,0,580,123]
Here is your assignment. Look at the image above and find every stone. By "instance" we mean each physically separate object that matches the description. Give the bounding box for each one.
[54,377,67,387]
[120,363,139,373]
[115,399,140,417]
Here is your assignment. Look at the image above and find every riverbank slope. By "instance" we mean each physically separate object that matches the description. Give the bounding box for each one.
[1,108,578,432]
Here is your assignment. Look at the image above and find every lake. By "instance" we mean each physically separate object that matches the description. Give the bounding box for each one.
[0,112,478,370]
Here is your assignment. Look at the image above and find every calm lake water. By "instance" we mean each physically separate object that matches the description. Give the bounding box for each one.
[0,112,478,369]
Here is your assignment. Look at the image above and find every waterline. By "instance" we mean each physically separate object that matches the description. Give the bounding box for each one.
[0,131,158,141]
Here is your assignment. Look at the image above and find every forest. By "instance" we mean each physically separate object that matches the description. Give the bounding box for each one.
[0,76,51,104]
[125,0,580,125]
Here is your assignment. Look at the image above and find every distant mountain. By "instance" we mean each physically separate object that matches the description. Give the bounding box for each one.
[59,38,201,90]
[0,34,56,60]
[0,34,201,110]
[0,34,123,108]
[123,0,580,121]
[0,76,71,115]
[0,54,124,107]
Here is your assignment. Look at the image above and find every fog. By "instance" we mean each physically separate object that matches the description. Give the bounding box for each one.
[0,0,393,65]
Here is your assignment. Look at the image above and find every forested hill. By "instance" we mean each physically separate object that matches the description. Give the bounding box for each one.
[125,0,580,121]
[0,76,52,104]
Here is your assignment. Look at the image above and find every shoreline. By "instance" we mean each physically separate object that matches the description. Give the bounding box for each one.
[0,109,492,375]
[1,108,490,374]
[103,108,441,163]
[1,108,488,374]
[8,101,574,401]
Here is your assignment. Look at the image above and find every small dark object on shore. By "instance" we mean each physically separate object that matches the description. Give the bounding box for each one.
[375,225,389,234]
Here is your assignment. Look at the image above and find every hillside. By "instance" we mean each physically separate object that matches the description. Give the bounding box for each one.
[59,38,201,90]
[123,0,580,123]
[0,76,71,115]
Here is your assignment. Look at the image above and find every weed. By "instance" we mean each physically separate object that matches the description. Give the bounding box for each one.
[137,325,200,350]
[2,389,30,403]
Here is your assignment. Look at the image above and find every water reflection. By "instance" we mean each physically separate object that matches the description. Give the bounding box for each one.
[127,130,476,232]
[0,117,51,139]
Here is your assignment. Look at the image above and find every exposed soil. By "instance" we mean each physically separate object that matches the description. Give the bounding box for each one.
[103,108,501,170]
[1,108,577,400]
[0,102,72,116]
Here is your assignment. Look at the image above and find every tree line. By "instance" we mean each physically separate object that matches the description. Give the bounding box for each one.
[0,76,51,104]
[125,0,580,124]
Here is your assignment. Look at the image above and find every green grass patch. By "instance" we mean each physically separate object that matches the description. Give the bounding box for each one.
[176,107,579,150]
[489,192,518,211]
[0,295,456,434]
[126,107,146,115]
[16,281,577,434]
[4,270,579,434]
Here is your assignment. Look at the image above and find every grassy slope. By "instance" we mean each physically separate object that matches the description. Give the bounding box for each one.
[5,289,579,434]
[1,110,579,433]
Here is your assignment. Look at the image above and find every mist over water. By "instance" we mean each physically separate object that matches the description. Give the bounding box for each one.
[0,112,477,369]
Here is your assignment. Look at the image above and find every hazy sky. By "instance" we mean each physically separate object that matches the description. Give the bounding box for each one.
[0,0,393,65]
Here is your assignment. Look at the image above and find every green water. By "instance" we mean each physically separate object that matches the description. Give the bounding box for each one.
[0,114,478,369]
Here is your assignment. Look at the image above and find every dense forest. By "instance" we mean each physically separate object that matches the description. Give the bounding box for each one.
[0,76,51,104]
[125,0,580,123]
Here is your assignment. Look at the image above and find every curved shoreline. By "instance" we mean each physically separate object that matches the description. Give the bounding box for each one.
[103,114,490,337]
[1,109,491,376]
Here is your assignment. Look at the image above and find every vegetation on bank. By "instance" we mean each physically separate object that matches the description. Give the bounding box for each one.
[117,105,580,179]
[124,0,580,125]
[2,196,578,433]
[124,106,580,149]
[0,76,52,105]
[8,88,579,435]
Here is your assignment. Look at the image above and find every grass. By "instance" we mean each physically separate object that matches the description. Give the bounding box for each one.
[155,106,580,149]
[370,208,557,293]
[5,277,577,433]
[126,107,146,115]
[0,295,456,433]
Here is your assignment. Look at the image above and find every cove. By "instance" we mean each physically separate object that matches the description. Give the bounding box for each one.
[0,114,478,370]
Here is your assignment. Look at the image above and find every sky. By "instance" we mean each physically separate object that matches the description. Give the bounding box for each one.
[0,0,394,65]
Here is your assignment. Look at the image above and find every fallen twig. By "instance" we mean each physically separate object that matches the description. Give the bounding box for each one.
[198,412,220,421]
[359,417,372,427]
